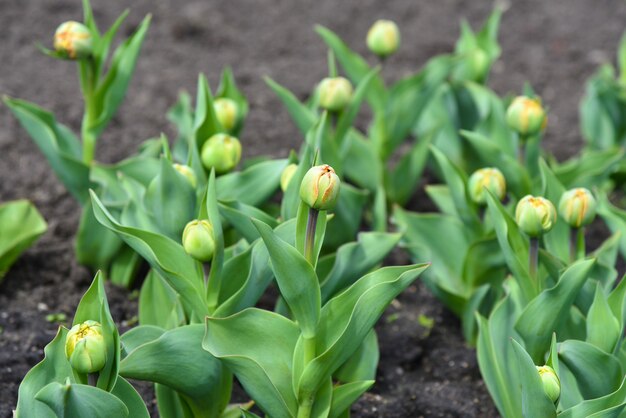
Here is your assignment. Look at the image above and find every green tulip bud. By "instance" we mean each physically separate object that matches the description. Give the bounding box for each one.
[506,96,547,137]
[280,163,298,192]
[366,19,400,57]
[468,167,506,205]
[53,21,93,59]
[173,164,197,188]
[214,98,239,132]
[515,195,557,237]
[182,220,215,262]
[65,320,106,374]
[558,188,597,228]
[467,48,489,81]
[536,365,560,404]
[201,133,242,174]
[318,77,353,112]
[300,164,340,211]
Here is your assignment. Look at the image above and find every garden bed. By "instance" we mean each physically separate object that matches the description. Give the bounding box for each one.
[1,0,625,416]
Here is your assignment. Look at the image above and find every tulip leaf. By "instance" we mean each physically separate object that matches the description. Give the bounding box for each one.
[107,243,142,288]
[558,340,623,399]
[110,377,150,418]
[343,130,382,193]
[75,200,123,271]
[193,74,223,150]
[323,183,369,250]
[559,377,626,418]
[35,381,129,418]
[138,270,184,329]
[538,160,570,262]
[218,200,278,243]
[265,77,316,135]
[120,325,165,355]
[216,67,248,137]
[216,159,289,206]
[333,330,379,383]
[204,309,300,418]
[515,259,595,361]
[587,282,621,353]
[253,218,321,338]
[386,134,432,206]
[0,199,47,280]
[329,380,374,418]
[297,264,427,397]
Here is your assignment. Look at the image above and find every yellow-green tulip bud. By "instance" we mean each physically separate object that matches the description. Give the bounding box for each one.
[515,195,557,237]
[182,220,215,262]
[65,320,106,374]
[280,163,298,192]
[214,98,239,132]
[558,188,597,228]
[201,133,242,174]
[366,19,400,57]
[53,21,93,59]
[300,164,340,211]
[318,77,353,112]
[468,167,506,205]
[506,96,547,137]
[537,366,560,404]
[173,164,197,188]
[467,48,489,81]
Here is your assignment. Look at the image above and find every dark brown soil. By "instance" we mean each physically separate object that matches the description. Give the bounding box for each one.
[2,0,626,417]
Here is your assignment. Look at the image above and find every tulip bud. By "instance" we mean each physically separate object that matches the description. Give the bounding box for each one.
[201,133,242,174]
[468,167,506,205]
[558,188,597,228]
[467,48,489,81]
[506,96,547,137]
[536,365,560,404]
[53,21,93,59]
[366,20,400,58]
[515,195,557,237]
[182,220,215,262]
[214,98,239,132]
[300,164,340,211]
[318,77,353,112]
[280,163,298,192]
[65,320,106,374]
[173,164,197,188]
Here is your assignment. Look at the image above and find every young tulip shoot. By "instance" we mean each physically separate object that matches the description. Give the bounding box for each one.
[299,164,340,211]
[65,320,106,374]
[182,220,215,262]
[280,163,298,192]
[318,77,353,112]
[213,97,239,131]
[506,96,546,138]
[537,365,560,405]
[468,167,506,205]
[173,163,198,188]
[53,21,93,59]
[366,19,400,58]
[201,133,242,174]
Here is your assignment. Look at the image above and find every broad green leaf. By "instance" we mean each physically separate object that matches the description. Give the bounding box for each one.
[219,200,278,243]
[108,244,142,288]
[120,325,165,356]
[538,160,570,262]
[138,270,184,329]
[35,381,128,418]
[265,77,316,135]
[386,134,432,206]
[216,159,289,206]
[333,330,379,382]
[193,74,223,150]
[587,282,621,353]
[75,201,123,271]
[110,377,150,418]
[329,381,374,418]
[343,130,382,193]
[323,183,369,250]
[204,309,300,418]
[559,377,626,418]
[216,67,248,136]
[0,200,47,279]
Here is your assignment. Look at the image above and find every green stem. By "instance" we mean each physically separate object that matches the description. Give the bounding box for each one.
[304,208,319,266]
[569,228,578,263]
[81,58,98,165]
[207,264,221,315]
[529,237,539,292]
[87,372,98,387]
[297,336,317,418]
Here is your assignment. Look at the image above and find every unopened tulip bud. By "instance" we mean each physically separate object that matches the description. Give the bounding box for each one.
[53,21,93,59]
[318,77,353,112]
[214,98,239,132]
[201,133,242,174]
[467,48,489,81]
[558,188,597,228]
[173,164,197,188]
[366,20,400,57]
[182,220,215,262]
[300,164,340,211]
[515,195,557,237]
[65,320,106,374]
[536,366,560,404]
[506,96,547,137]
[468,167,506,205]
[280,163,298,192]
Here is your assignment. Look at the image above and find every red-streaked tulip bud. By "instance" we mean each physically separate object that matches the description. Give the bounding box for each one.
[366,19,400,57]
[515,195,557,237]
[468,167,506,205]
[506,96,547,137]
[558,188,597,228]
[536,366,560,405]
[173,164,197,188]
[300,165,340,211]
[182,220,215,262]
[280,163,298,192]
[65,320,106,374]
[214,98,239,132]
[201,133,242,174]
[318,77,353,112]
[53,21,93,59]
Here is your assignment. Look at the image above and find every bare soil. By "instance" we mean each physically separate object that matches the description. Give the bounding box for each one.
[2,0,626,416]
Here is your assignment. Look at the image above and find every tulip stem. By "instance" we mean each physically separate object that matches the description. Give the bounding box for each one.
[529,237,539,289]
[88,372,98,387]
[304,208,319,266]
[81,57,98,165]
[569,227,584,263]
[297,336,317,418]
